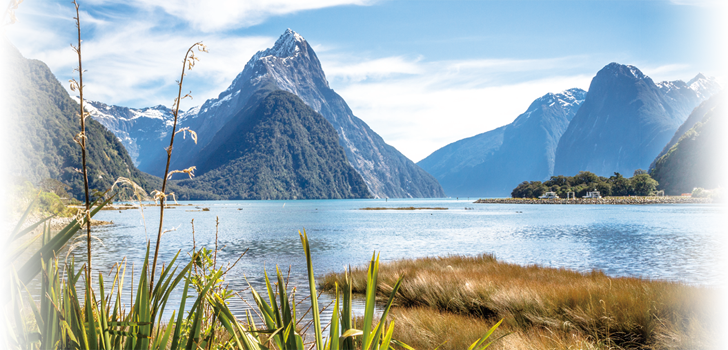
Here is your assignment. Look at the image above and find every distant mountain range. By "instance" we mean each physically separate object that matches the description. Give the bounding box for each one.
[87,29,444,199]
[419,89,586,197]
[7,33,371,201]
[554,63,720,178]
[420,62,719,197]
[650,93,725,195]
[12,26,722,200]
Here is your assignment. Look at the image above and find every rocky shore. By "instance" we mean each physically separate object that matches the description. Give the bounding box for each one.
[0,218,113,235]
[474,196,712,205]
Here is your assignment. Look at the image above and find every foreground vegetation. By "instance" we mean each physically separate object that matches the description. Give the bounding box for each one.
[321,255,719,349]
[511,170,659,198]
[5,3,503,349]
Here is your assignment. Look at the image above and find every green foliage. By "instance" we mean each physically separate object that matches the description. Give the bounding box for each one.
[511,170,660,198]
[7,196,503,349]
[39,178,72,199]
[650,101,725,195]
[691,187,711,198]
[631,173,658,196]
[6,45,156,201]
[13,180,77,217]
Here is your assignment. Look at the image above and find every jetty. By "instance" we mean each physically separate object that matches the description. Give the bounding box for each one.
[474,196,712,205]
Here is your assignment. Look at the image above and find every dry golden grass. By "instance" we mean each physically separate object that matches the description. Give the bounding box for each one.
[390,307,610,350]
[321,255,720,349]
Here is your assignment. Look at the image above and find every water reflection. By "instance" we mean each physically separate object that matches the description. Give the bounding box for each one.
[57,199,724,322]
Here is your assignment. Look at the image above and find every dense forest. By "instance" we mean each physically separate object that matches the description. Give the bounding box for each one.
[511,170,659,198]
[175,91,371,200]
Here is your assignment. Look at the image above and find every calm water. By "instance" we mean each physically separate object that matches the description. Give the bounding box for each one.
[69,198,726,319]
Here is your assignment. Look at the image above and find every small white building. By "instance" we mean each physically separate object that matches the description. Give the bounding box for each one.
[539,192,559,199]
[583,189,601,199]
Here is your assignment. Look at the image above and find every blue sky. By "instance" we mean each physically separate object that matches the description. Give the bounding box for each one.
[5,0,726,161]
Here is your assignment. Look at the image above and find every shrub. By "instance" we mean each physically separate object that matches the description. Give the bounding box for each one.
[38,192,66,215]
[690,187,710,198]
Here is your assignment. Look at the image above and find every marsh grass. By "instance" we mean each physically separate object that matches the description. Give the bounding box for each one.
[320,254,719,349]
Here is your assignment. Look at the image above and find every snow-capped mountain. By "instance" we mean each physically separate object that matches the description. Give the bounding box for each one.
[76,99,182,170]
[554,63,720,177]
[86,29,444,198]
[418,88,586,197]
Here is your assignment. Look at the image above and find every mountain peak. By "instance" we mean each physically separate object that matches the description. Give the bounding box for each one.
[599,62,646,80]
[254,29,308,60]
[687,73,706,85]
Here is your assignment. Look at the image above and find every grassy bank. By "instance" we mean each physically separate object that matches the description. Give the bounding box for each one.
[320,255,719,349]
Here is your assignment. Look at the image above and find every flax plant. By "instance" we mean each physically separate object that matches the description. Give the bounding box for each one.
[4,3,506,349]
[68,0,93,285]
[150,42,206,291]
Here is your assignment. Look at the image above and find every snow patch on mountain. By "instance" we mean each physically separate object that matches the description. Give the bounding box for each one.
[248,28,306,67]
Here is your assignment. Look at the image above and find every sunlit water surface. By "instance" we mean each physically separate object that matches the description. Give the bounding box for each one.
[62,199,726,321]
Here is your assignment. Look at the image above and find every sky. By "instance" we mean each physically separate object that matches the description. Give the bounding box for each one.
[4,0,727,162]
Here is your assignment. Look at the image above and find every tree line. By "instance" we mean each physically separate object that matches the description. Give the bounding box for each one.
[511,170,659,198]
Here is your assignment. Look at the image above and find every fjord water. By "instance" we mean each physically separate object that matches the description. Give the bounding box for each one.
[80,199,724,318]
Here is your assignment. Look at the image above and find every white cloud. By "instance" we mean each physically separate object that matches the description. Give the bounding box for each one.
[88,0,376,32]
[638,63,697,82]
[6,4,274,110]
[7,1,713,164]
[669,0,725,7]
[324,56,423,82]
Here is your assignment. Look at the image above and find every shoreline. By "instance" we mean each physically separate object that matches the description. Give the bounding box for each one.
[474,196,712,205]
[0,217,114,235]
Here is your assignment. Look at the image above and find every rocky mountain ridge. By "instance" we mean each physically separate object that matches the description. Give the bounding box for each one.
[554,63,718,177]
[418,88,586,197]
[85,29,444,198]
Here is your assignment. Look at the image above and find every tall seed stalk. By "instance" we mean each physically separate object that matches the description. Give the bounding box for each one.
[69,0,92,284]
[150,42,206,290]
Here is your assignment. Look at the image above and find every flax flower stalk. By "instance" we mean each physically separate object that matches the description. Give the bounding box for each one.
[150,42,206,290]
[70,0,93,284]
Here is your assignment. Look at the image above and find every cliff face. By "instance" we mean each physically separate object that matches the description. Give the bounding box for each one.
[554,63,718,177]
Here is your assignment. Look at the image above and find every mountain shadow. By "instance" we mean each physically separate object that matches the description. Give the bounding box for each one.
[174,90,371,200]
